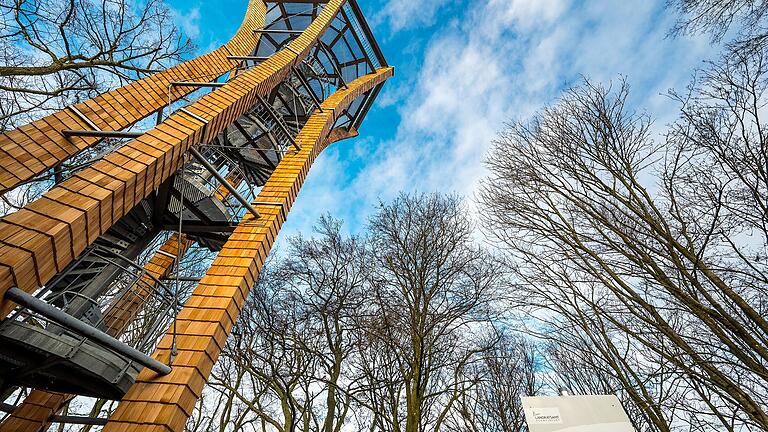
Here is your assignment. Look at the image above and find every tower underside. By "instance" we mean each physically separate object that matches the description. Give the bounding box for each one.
[0,1,392,430]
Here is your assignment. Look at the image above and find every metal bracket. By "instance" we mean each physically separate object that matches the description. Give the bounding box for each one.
[169,82,226,88]
[253,201,287,220]
[156,249,179,261]
[286,45,301,56]
[163,275,202,283]
[68,106,100,131]
[179,108,209,125]
[3,287,172,375]
[64,107,142,139]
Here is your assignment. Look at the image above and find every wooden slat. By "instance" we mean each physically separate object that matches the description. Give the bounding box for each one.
[0,392,72,432]
[0,3,392,430]
[0,1,267,194]
[0,231,192,432]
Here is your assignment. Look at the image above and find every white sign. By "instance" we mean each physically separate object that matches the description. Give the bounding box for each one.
[522,395,636,432]
[527,407,563,424]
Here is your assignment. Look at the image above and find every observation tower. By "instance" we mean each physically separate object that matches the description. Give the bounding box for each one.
[0,1,391,430]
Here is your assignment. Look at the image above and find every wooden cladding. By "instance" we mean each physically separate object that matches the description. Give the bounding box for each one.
[0,1,267,194]
[0,1,393,430]
[0,66,392,432]
[103,66,394,432]
[0,0,349,317]
[0,233,193,432]
[0,391,71,432]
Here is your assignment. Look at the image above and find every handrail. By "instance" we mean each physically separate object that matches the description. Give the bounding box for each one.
[4,287,172,375]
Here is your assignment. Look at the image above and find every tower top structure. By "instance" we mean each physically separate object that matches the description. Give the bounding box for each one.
[0,1,392,430]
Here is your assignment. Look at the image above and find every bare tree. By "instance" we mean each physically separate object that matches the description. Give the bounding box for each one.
[541,325,681,432]
[185,198,513,432]
[445,334,542,432]
[668,0,768,56]
[276,216,372,432]
[207,266,320,432]
[0,0,192,131]
[192,218,374,432]
[363,193,505,432]
[670,0,768,38]
[480,74,768,431]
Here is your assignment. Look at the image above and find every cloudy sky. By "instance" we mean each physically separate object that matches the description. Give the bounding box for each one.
[166,0,722,241]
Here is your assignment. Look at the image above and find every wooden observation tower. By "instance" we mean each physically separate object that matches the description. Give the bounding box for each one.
[0,1,391,430]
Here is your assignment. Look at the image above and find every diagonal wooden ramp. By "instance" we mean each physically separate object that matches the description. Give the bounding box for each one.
[0,1,393,430]
[0,1,268,194]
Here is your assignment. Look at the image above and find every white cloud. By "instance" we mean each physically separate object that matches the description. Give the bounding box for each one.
[174,6,201,40]
[373,0,457,32]
[280,0,719,239]
[495,0,568,29]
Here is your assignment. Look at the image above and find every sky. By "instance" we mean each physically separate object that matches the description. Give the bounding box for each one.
[165,0,722,243]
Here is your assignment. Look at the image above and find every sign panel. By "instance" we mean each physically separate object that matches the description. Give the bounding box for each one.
[522,395,636,432]
[527,407,563,424]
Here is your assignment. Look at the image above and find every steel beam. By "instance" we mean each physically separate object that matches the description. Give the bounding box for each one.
[253,29,303,34]
[162,224,238,233]
[188,147,262,220]
[352,83,383,130]
[318,43,348,88]
[257,95,301,150]
[62,130,144,139]
[346,0,388,67]
[102,66,393,432]
[162,276,202,283]
[51,415,108,426]
[339,7,375,71]
[0,1,268,193]
[292,66,325,111]
[3,287,172,376]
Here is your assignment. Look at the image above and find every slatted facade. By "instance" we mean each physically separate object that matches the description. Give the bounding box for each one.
[0,1,267,194]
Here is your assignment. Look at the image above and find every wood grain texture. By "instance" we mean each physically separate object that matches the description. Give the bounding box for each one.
[0,0,348,317]
[103,66,394,432]
[0,172,244,431]
[0,391,72,432]
[0,1,267,194]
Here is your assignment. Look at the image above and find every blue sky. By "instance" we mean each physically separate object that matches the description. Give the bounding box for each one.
[166,0,721,242]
